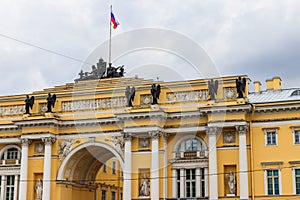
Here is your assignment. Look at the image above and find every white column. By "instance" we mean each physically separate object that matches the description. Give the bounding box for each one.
[180,169,184,198]
[196,168,201,197]
[19,138,31,200]
[163,133,169,198]
[123,133,132,200]
[14,175,19,200]
[207,127,219,200]
[236,125,249,200]
[149,131,161,200]
[42,137,55,200]
[1,175,6,200]
[171,169,177,198]
[205,168,209,197]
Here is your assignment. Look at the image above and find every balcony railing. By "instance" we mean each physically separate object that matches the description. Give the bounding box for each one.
[174,150,208,159]
[0,159,20,165]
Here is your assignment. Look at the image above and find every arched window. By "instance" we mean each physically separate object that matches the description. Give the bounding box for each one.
[0,146,21,165]
[291,90,300,96]
[175,137,207,159]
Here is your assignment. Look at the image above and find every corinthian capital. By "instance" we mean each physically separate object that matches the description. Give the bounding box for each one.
[20,138,32,146]
[206,127,221,136]
[235,125,249,135]
[123,133,133,142]
[42,137,56,145]
[149,131,162,140]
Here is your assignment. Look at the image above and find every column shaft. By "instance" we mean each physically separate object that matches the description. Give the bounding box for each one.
[196,168,201,197]
[14,175,19,200]
[237,125,249,200]
[19,139,30,200]
[172,169,177,198]
[180,169,184,198]
[151,135,159,200]
[123,135,132,200]
[1,175,6,200]
[207,127,219,200]
[42,137,55,200]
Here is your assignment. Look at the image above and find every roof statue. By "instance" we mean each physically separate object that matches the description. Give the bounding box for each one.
[151,84,161,105]
[24,95,35,115]
[208,79,218,100]
[236,76,247,98]
[75,58,125,82]
[125,86,136,107]
[46,93,56,113]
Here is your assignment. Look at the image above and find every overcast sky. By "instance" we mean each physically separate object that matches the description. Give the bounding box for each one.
[0,0,300,96]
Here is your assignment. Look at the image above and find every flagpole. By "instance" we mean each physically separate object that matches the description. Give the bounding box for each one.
[109,5,112,66]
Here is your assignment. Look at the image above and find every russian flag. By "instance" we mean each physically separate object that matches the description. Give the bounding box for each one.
[111,12,119,29]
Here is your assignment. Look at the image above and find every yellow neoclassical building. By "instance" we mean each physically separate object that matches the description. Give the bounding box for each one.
[0,67,300,200]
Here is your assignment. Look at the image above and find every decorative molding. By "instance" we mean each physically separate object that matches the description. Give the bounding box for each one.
[123,133,133,142]
[289,160,300,165]
[42,137,56,145]
[261,161,283,168]
[206,127,221,136]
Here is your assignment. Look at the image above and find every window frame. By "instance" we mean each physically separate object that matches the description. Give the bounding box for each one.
[264,169,281,196]
[264,129,278,146]
[292,168,300,195]
[292,129,300,145]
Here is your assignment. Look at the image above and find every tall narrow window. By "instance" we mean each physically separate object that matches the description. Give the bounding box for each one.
[111,191,116,200]
[176,169,180,198]
[294,130,300,144]
[266,169,279,195]
[101,190,107,200]
[6,175,15,200]
[185,169,196,197]
[112,161,116,175]
[295,169,300,194]
[201,168,205,197]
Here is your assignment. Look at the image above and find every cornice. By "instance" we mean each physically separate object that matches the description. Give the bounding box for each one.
[200,104,251,114]
[254,103,300,113]
[14,118,58,127]
[167,110,201,120]
[58,118,119,127]
[115,110,167,120]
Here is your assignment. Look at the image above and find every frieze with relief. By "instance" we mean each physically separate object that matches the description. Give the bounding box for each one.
[62,97,126,111]
[166,90,208,103]
[0,105,25,116]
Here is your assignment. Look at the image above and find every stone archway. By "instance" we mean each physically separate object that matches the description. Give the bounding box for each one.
[56,141,124,200]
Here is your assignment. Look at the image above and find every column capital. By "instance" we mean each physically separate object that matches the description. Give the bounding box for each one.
[149,130,162,140]
[20,138,32,146]
[235,125,249,135]
[123,133,133,142]
[42,137,56,145]
[206,126,221,136]
[163,132,170,141]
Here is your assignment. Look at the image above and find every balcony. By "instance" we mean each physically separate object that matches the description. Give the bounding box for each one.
[0,159,20,166]
[174,150,208,159]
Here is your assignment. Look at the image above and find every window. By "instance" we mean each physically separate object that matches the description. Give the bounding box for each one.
[103,164,107,173]
[295,169,300,194]
[176,169,180,198]
[101,190,107,200]
[6,175,15,200]
[266,169,279,195]
[185,169,196,198]
[266,131,277,145]
[111,191,116,200]
[120,193,122,200]
[294,130,300,144]
[1,147,20,160]
[112,161,116,175]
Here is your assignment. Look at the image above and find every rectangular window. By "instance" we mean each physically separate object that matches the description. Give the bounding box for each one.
[266,169,279,195]
[6,175,15,200]
[295,130,300,144]
[111,191,116,200]
[266,131,277,145]
[101,190,107,200]
[296,169,300,194]
[185,169,196,197]
[112,161,116,175]
[176,169,180,198]
[201,168,205,197]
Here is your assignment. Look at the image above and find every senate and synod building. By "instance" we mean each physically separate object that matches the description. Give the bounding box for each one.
[0,60,300,200]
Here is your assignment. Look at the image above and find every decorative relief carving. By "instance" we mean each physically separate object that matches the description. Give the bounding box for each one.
[34,143,44,154]
[123,133,133,142]
[20,138,32,146]
[106,136,124,155]
[39,103,48,113]
[62,97,126,111]
[58,139,80,159]
[206,127,221,136]
[0,105,25,116]
[166,90,208,103]
[224,87,237,99]
[140,94,152,105]
[223,132,236,144]
[138,138,150,148]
